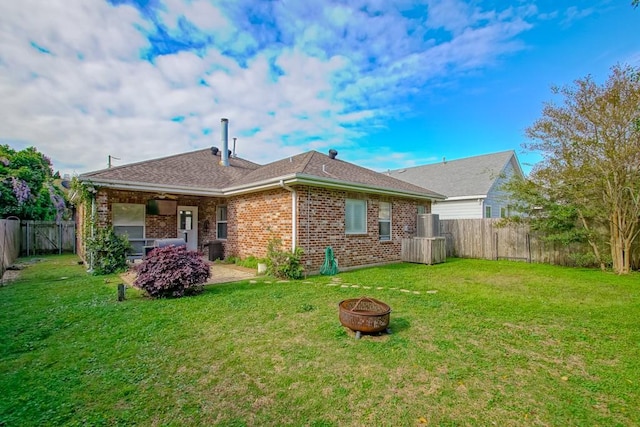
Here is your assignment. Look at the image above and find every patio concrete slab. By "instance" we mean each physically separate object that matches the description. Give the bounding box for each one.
[208,263,256,284]
[120,262,257,287]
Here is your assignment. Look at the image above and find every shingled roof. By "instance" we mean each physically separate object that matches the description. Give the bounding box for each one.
[387,150,523,198]
[80,149,444,200]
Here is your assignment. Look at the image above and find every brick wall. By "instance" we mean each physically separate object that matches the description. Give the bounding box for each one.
[224,189,293,259]
[83,186,430,270]
[295,186,429,271]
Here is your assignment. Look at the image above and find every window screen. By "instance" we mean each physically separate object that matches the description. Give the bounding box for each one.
[379,201,391,241]
[216,205,228,239]
[112,203,145,255]
[346,199,366,234]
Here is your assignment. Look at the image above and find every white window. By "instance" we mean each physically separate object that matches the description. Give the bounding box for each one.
[417,205,428,215]
[112,203,145,254]
[379,201,391,241]
[485,205,492,218]
[345,199,366,234]
[216,205,227,239]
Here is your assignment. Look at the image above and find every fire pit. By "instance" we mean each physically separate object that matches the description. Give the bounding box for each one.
[339,296,391,339]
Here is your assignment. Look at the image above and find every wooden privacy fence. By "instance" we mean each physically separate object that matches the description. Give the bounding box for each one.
[21,221,76,256]
[440,219,585,266]
[1,219,21,279]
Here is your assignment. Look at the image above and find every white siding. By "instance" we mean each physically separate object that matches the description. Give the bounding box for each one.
[485,160,519,218]
[432,199,483,219]
[483,197,502,218]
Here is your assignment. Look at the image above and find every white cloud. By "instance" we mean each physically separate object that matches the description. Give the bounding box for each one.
[156,51,207,87]
[562,6,595,26]
[0,0,534,176]
[425,0,474,34]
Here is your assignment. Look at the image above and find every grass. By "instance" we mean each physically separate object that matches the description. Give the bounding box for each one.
[1,255,639,426]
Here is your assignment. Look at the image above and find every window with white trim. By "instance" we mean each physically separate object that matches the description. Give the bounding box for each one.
[417,205,428,215]
[216,205,228,239]
[379,201,391,241]
[112,203,145,255]
[345,199,366,234]
[485,205,492,218]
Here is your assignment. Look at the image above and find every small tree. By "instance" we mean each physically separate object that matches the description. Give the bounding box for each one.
[85,227,131,275]
[266,237,304,280]
[502,175,608,268]
[134,245,210,298]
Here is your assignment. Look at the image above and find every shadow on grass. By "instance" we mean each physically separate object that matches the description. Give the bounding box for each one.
[389,316,411,334]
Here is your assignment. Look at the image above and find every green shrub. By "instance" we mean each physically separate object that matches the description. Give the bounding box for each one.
[86,227,131,275]
[222,255,264,269]
[222,255,238,265]
[234,255,263,269]
[134,245,210,298]
[266,237,304,279]
[569,251,612,268]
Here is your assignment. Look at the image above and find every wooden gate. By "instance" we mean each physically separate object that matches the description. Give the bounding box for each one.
[20,221,76,256]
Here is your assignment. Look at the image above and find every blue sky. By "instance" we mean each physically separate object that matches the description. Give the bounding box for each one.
[0,1,638,176]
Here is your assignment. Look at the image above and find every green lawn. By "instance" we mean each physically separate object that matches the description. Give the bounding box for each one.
[1,255,638,426]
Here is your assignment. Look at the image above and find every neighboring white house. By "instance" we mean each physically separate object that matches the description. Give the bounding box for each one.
[387,150,524,219]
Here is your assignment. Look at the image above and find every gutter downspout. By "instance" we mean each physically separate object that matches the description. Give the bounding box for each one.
[279,180,297,251]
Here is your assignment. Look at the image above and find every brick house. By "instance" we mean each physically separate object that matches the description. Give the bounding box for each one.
[78,134,444,272]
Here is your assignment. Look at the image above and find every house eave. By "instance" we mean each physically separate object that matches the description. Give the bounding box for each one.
[285,174,444,200]
[444,195,487,201]
[79,174,445,201]
[78,177,224,197]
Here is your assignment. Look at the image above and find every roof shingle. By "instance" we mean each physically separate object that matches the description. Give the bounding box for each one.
[387,150,520,197]
[81,148,260,190]
[80,149,444,199]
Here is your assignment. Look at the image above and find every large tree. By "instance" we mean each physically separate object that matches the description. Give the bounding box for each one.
[520,65,640,274]
[0,145,67,221]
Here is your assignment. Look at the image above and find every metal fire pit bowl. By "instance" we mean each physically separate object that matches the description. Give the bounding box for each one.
[339,296,391,339]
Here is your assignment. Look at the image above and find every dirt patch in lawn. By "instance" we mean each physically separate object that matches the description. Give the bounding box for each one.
[1,268,21,284]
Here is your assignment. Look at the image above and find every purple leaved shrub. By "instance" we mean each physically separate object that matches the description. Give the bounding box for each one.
[134,245,211,298]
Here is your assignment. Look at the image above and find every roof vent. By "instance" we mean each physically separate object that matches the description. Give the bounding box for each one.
[329,149,338,159]
[211,147,219,156]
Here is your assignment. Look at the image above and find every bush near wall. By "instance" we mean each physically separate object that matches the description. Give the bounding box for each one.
[134,245,210,298]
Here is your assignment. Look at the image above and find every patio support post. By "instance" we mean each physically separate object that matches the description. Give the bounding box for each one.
[87,192,96,273]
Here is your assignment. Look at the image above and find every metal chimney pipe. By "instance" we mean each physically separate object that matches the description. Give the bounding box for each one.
[220,118,229,166]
